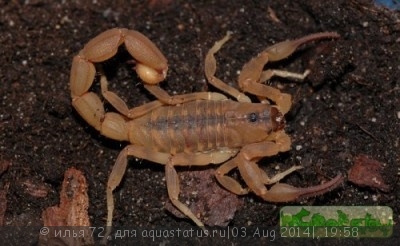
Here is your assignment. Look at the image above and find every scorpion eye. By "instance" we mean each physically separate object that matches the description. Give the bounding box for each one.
[248,112,258,122]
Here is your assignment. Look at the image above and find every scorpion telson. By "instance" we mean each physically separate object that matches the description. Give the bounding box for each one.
[69,28,343,241]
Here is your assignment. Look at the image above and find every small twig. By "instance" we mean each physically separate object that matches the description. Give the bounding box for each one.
[356,123,380,142]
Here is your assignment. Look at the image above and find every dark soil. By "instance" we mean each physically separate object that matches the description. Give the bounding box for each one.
[0,0,399,245]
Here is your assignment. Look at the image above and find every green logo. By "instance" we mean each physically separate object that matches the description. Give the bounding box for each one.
[280,206,393,238]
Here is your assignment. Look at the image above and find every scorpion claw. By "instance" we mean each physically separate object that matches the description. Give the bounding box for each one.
[265,32,340,62]
[263,174,344,202]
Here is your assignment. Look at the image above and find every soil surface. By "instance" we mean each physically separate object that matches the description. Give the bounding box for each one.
[0,0,399,245]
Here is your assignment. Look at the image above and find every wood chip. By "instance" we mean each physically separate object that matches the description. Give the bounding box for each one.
[165,168,243,227]
[348,154,390,192]
[39,167,93,245]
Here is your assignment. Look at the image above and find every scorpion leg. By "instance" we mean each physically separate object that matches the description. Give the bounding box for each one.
[215,158,249,195]
[165,164,205,228]
[100,71,227,118]
[99,73,166,118]
[238,32,340,114]
[205,32,251,103]
[105,147,234,240]
[104,145,171,241]
[165,150,236,227]
[144,85,228,105]
[215,130,292,196]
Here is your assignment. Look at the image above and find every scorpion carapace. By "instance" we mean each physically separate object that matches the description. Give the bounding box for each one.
[69,28,343,241]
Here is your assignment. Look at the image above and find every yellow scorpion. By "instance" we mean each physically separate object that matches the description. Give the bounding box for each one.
[69,28,343,238]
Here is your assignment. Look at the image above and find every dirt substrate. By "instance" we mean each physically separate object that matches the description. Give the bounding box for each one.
[0,0,399,245]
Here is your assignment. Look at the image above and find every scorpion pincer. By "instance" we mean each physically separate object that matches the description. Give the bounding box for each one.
[69,28,343,239]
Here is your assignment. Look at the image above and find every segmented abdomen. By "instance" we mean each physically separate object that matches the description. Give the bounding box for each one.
[146,100,229,153]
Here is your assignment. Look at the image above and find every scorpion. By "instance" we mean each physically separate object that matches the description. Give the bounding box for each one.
[69,28,343,239]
